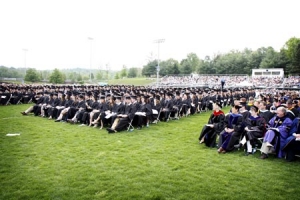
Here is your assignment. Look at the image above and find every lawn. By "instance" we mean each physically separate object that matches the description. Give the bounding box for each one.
[1,104,300,200]
[107,78,156,86]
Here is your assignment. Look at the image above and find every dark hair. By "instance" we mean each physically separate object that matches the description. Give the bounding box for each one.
[232,105,241,110]
[250,105,259,113]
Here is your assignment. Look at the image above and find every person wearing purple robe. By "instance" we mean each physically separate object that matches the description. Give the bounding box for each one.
[260,106,293,159]
[217,105,243,153]
[282,117,300,162]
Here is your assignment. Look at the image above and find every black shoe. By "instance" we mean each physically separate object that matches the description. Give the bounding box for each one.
[260,153,268,159]
[245,152,252,156]
[55,119,61,122]
[107,128,116,134]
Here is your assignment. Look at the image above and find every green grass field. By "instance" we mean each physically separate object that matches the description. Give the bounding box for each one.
[1,104,300,200]
[107,78,156,86]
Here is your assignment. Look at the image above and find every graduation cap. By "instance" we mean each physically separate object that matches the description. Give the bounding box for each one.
[215,101,222,108]
[250,105,259,113]
[167,92,173,97]
[233,104,242,109]
[115,96,122,100]
[130,95,137,99]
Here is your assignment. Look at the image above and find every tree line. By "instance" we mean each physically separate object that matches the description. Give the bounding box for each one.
[142,37,300,76]
[0,66,143,84]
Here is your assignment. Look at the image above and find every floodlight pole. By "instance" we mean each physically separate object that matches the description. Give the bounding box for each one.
[88,37,93,83]
[154,39,165,88]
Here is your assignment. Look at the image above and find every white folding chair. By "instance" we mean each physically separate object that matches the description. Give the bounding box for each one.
[127,118,134,132]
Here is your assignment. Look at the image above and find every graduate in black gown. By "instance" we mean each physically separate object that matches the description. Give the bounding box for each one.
[199,102,225,147]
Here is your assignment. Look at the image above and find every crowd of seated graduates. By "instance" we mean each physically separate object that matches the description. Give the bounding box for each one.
[19,85,235,133]
[199,91,300,162]
[3,82,300,161]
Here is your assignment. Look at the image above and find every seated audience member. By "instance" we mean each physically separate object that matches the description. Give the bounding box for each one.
[180,93,191,116]
[67,94,86,123]
[101,96,124,127]
[151,95,161,123]
[239,101,251,121]
[286,99,299,120]
[159,93,173,122]
[170,92,182,119]
[106,95,138,133]
[218,105,244,153]
[55,95,78,122]
[258,101,275,123]
[190,92,199,115]
[199,101,225,147]
[48,93,65,119]
[135,95,152,129]
[239,105,266,155]
[43,93,60,118]
[260,106,293,159]
[20,92,44,115]
[283,117,300,162]
[34,92,50,116]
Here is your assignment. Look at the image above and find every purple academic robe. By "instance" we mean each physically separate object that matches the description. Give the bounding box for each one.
[263,115,293,158]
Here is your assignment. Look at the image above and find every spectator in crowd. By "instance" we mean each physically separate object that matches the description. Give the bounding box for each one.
[238,105,266,155]
[260,106,293,159]
[283,117,300,162]
[199,101,225,147]
[218,105,244,153]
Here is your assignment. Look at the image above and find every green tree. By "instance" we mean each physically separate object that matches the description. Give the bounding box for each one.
[283,37,300,74]
[96,71,104,80]
[49,68,65,84]
[68,72,77,83]
[127,68,138,78]
[77,74,83,82]
[24,68,41,82]
[186,53,200,72]
[115,73,120,79]
[142,60,158,77]
[259,47,279,69]
[40,70,51,81]
[120,65,127,78]
[160,58,180,76]
[180,59,193,74]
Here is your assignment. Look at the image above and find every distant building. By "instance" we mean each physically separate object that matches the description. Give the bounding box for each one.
[252,68,284,78]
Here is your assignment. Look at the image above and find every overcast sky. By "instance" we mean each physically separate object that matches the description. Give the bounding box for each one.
[0,0,299,71]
